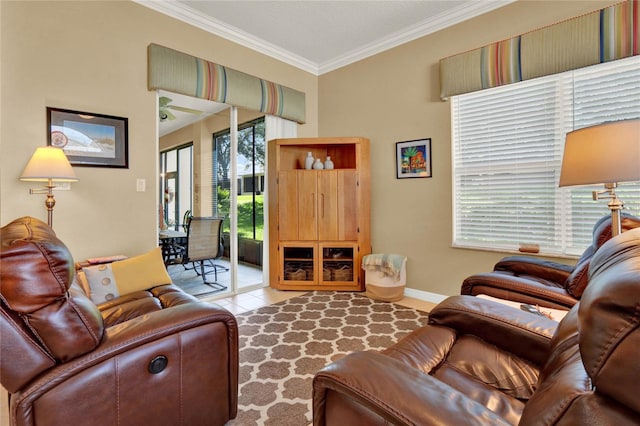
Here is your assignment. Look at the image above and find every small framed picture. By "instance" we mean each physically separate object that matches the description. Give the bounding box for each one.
[396,138,432,179]
[47,107,129,168]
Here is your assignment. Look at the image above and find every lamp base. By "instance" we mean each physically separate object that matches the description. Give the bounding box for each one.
[593,182,623,236]
[30,179,56,228]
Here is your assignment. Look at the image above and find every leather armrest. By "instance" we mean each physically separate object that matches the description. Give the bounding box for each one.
[103,302,237,359]
[313,351,511,426]
[15,301,237,398]
[429,295,557,366]
[461,272,578,309]
[494,256,573,282]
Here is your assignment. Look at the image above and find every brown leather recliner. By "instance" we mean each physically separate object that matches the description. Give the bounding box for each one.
[1,217,238,426]
[461,214,640,309]
[313,226,640,425]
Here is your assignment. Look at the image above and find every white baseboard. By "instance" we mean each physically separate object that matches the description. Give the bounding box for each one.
[403,287,449,304]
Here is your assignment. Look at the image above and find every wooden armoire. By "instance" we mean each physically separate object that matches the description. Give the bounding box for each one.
[267,137,371,291]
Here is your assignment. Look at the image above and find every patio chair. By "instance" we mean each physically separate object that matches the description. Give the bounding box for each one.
[172,216,228,292]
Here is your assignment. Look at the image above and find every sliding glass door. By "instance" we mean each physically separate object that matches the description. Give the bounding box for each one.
[213,117,265,291]
[158,90,297,296]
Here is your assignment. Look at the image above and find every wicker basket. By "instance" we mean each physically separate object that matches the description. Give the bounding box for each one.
[304,264,314,280]
[285,268,307,281]
[323,268,332,281]
[332,265,353,281]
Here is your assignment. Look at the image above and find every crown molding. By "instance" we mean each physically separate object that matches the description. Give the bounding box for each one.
[135,0,320,74]
[136,0,514,76]
[318,0,515,74]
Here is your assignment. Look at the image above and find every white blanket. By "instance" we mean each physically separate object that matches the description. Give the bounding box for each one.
[361,254,406,281]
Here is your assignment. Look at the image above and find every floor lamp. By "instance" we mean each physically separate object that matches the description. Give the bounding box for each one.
[559,119,640,236]
[20,147,78,228]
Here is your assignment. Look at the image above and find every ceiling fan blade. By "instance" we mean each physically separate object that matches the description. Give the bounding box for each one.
[159,96,173,107]
[168,105,203,115]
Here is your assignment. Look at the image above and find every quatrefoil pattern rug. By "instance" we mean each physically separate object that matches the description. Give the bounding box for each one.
[227,291,430,426]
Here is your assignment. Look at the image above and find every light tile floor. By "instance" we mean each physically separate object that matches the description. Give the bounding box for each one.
[0,289,435,425]
[200,286,306,315]
[201,286,437,315]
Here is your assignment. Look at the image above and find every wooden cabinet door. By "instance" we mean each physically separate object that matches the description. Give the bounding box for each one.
[318,170,358,241]
[279,170,357,243]
[278,171,300,241]
[337,170,358,240]
[319,242,357,287]
[297,171,318,240]
[280,242,317,285]
[318,171,338,240]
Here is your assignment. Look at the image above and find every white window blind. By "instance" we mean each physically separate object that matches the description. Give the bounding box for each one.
[452,55,640,256]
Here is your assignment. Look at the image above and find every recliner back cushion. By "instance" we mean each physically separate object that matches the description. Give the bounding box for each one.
[1,217,104,362]
[518,307,594,425]
[580,228,640,415]
[563,256,592,298]
[522,229,640,425]
[565,215,640,298]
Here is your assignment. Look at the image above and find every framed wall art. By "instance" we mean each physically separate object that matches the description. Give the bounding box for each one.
[396,138,432,179]
[47,107,129,168]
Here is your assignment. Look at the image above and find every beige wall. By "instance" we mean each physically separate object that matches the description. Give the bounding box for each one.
[318,0,618,296]
[0,1,317,260]
[1,0,619,295]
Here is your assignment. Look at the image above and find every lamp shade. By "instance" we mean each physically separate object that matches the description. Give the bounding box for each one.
[20,147,78,182]
[559,119,640,187]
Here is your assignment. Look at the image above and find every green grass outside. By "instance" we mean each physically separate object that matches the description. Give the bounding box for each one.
[222,194,264,241]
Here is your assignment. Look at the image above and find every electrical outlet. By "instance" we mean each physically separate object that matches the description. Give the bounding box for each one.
[136,178,146,192]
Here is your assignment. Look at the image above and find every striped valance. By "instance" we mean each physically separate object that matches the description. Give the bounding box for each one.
[148,44,306,123]
[440,0,639,99]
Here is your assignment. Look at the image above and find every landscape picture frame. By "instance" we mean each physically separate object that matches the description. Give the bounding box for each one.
[47,107,129,168]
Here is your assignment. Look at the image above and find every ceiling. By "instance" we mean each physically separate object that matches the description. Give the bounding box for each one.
[139,0,512,75]
[147,0,514,135]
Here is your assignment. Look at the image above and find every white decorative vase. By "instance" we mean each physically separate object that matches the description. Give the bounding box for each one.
[304,152,314,170]
[313,158,324,169]
[324,156,334,169]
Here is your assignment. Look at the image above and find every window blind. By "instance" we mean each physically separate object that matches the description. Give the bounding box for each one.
[452,55,640,256]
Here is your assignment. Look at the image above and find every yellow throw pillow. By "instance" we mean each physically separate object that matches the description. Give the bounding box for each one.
[74,270,92,297]
[83,247,172,304]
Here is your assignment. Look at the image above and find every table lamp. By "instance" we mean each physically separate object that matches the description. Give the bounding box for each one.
[20,146,78,228]
[559,119,640,236]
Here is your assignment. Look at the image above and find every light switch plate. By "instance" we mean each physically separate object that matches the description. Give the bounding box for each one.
[136,178,146,192]
[53,182,71,191]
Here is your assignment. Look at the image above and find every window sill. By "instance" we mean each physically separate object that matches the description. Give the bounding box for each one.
[451,243,579,261]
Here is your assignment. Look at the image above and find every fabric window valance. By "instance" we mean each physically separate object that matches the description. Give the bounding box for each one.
[148,44,306,123]
[440,0,639,99]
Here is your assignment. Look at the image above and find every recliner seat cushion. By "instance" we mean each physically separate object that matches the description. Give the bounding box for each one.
[383,326,535,424]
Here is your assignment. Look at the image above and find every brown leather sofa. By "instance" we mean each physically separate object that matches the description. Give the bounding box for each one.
[1,217,238,426]
[313,226,640,425]
[461,214,640,309]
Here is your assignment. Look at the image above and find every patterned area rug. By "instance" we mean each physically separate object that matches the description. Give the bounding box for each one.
[226,291,430,426]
